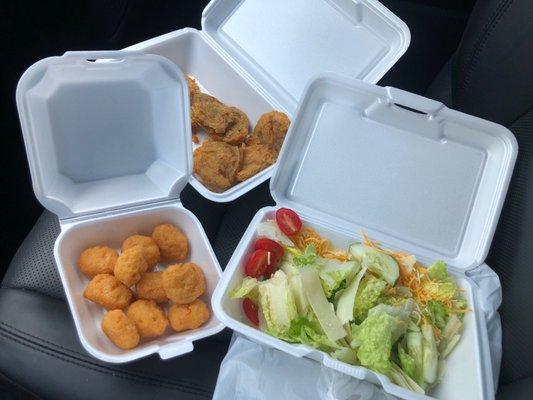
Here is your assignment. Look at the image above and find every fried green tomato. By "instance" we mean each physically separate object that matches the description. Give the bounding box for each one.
[247,110,290,153]
[193,141,242,192]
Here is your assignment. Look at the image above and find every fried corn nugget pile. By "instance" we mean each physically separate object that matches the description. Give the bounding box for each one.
[77,223,210,351]
[188,75,290,193]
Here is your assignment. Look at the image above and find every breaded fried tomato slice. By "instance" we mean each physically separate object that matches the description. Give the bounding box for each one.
[193,141,242,192]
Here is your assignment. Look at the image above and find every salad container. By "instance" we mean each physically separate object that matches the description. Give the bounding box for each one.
[126,0,410,202]
[16,51,224,363]
[212,74,518,399]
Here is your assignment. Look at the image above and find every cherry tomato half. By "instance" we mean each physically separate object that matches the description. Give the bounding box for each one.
[276,208,302,236]
[242,298,259,326]
[254,238,284,260]
[244,249,270,278]
[263,251,280,278]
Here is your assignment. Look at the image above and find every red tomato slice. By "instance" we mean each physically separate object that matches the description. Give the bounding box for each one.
[242,298,259,326]
[276,208,302,236]
[254,238,284,260]
[263,251,280,278]
[244,249,270,278]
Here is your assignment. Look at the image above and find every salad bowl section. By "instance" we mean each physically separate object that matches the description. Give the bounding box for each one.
[213,208,483,399]
[213,74,517,399]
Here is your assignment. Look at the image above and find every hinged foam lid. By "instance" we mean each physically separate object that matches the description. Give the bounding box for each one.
[16,51,192,220]
[202,0,410,113]
[271,74,517,269]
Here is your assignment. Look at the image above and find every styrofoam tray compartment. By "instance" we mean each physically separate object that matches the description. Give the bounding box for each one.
[16,51,224,363]
[213,208,489,400]
[213,74,517,398]
[127,0,410,202]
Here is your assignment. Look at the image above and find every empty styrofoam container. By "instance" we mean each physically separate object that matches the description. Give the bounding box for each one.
[212,74,518,399]
[16,51,224,363]
[126,0,410,202]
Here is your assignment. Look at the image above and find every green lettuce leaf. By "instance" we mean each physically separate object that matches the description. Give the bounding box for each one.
[319,258,360,299]
[351,311,396,374]
[258,270,298,334]
[270,316,342,352]
[230,277,259,303]
[424,300,449,330]
[353,275,388,322]
[427,261,448,281]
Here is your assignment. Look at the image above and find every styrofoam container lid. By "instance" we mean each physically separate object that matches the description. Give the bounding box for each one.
[16,51,191,220]
[271,74,518,269]
[203,0,410,113]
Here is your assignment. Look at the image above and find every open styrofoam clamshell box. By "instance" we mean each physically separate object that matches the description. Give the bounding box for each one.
[212,74,518,399]
[127,0,410,202]
[16,50,224,363]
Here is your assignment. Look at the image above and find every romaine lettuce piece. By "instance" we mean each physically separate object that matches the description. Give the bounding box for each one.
[271,316,343,352]
[349,244,399,285]
[258,270,298,333]
[427,260,448,281]
[353,275,388,322]
[368,299,415,342]
[398,345,417,384]
[331,347,358,364]
[406,331,424,385]
[300,268,346,342]
[350,311,396,374]
[424,281,457,301]
[424,300,449,330]
[230,277,259,302]
[422,324,438,384]
[438,314,463,358]
[257,220,294,246]
[319,258,360,299]
[336,264,368,324]
[389,362,425,394]
[288,273,309,315]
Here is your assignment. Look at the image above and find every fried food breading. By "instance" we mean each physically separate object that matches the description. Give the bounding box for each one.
[78,246,118,278]
[168,299,210,332]
[236,143,278,182]
[247,111,290,153]
[187,75,200,97]
[114,246,147,287]
[83,274,133,310]
[193,141,242,192]
[162,263,206,305]
[101,310,140,350]
[126,300,169,338]
[152,223,189,261]
[122,235,160,269]
[210,107,250,145]
[136,271,168,303]
[191,93,233,134]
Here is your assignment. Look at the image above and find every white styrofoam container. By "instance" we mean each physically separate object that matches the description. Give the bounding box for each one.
[213,74,518,399]
[16,51,224,363]
[127,0,410,202]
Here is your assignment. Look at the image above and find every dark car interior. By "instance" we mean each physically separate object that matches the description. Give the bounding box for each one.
[1,0,531,398]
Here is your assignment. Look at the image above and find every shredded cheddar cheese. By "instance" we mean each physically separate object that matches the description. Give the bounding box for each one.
[290,227,350,261]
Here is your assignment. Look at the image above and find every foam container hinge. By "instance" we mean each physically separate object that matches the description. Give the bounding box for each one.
[126,0,410,202]
[212,74,517,399]
[16,50,224,363]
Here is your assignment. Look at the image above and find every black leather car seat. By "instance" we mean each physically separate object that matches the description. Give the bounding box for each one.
[426,1,533,397]
[1,0,531,399]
